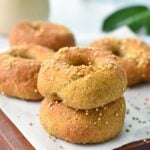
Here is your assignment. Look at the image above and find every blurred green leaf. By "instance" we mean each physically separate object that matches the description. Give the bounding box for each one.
[102,5,150,34]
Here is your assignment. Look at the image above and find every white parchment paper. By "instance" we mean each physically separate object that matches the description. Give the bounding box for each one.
[0,27,150,150]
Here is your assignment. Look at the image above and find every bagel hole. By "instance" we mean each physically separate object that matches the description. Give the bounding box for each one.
[112,49,123,57]
[69,59,89,66]
[32,25,40,31]
[12,53,34,60]
[28,22,41,31]
[10,51,35,60]
[66,56,91,66]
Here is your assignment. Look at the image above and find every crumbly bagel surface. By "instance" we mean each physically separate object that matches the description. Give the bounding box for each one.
[9,21,76,51]
[0,44,54,100]
[90,38,150,86]
[38,47,127,109]
[40,97,126,144]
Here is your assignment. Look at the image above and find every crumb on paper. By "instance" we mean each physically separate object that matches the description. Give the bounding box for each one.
[129,124,132,128]
[125,129,130,133]
[126,109,130,114]
[145,97,149,101]
[134,106,140,111]
[29,122,33,126]
[59,145,64,149]
[146,131,149,135]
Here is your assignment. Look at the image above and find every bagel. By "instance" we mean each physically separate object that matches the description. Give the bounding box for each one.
[0,44,54,100]
[9,21,76,51]
[40,97,126,144]
[90,38,150,86]
[38,47,127,109]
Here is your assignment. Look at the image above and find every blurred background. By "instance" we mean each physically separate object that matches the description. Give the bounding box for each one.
[0,0,150,38]
[50,0,150,35]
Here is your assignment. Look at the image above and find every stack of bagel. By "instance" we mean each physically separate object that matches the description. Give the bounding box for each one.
[1,20,150,144]
[38,47,127,144]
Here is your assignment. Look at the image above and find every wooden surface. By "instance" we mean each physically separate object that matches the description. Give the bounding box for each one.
[0,109,150,150]
[115,138,150,150]
[0,109,35,150]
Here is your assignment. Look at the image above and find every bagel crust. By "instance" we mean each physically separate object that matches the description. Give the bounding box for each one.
[90,38,150,86]
[0,45,54,100]
[9,21,76,51]
[38,47,127,109]
[10,44,54,62]
[40,97,126,144]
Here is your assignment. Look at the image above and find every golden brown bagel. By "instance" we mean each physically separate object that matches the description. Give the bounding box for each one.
[40,97,126,144]
[9,44,54,62]
[0,44,54,100]
[9,21,76,51]
[90,38,150,86]
[38,47,127,109]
